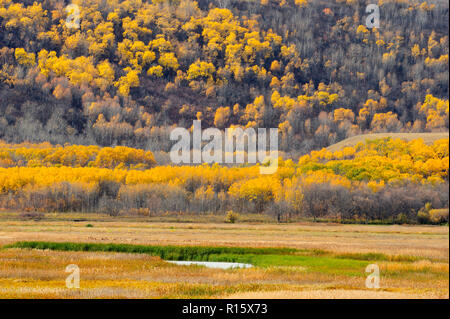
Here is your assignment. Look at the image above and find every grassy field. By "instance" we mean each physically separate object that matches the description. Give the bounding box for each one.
[0,213,448,299]
[326,132,449,152]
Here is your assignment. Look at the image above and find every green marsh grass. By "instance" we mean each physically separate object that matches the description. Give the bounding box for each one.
[4,241,398,276]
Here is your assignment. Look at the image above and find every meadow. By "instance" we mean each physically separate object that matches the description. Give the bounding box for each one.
[0,0,448,301]
[0,213,448,299]
[0,134,448,299]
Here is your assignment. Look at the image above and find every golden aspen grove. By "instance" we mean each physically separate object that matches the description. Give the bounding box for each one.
[0,0,448,302]
[0,136,447,223]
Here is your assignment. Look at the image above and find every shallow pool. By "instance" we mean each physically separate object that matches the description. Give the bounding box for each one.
[166,260,253,269]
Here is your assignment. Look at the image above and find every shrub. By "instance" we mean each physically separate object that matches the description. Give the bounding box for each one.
[417,202,432,224]
[429,209,449,224]
[19,211,44,221]
[395,213,408,224]
[226,210,239,223]
[417,211,431,224]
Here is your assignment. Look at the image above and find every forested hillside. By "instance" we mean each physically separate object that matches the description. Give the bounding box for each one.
[0,0,448,154]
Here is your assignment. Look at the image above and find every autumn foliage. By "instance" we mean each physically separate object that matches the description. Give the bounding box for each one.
[0,138,448,223]
[0,0,448,153]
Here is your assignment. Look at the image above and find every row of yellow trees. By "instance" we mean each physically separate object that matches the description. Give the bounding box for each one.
[1,137,447,184]
[0,138,448,221]
[0,142,156,169]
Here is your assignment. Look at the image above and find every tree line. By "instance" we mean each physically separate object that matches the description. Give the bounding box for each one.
[0,137,448,224]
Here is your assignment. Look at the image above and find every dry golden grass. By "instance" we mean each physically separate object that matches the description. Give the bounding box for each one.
[326,132,449,152]
[0,248,447,299]
[0,218,447,261]
[223,289,445,299]
[0,215,448,299]
[380,260,449,273]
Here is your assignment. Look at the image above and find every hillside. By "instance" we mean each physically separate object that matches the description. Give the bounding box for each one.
[326,132,449,152]
[0,0,448,154]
